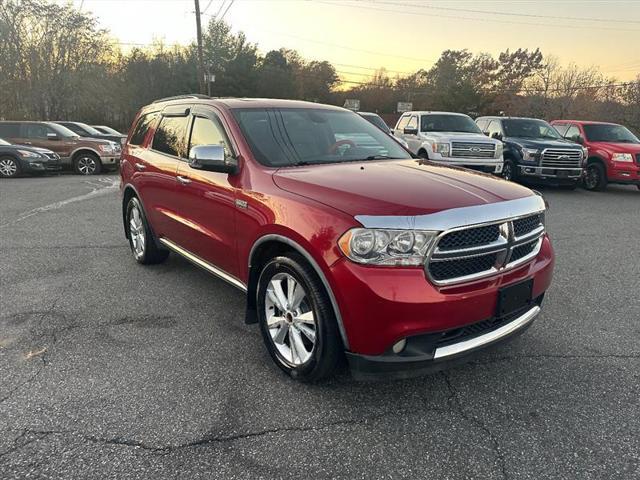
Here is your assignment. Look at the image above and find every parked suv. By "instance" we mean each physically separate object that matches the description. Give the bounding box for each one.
[121,96,554,381]
[551,120,640,191]
[55,121,126,146]
[476,116,586,188]
[0,121,121,175]
[393,111,504,174]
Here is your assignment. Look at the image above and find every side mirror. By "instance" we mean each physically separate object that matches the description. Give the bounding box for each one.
[403,127,418,135]
[188,144,237,174]
[47,133,60,141]
[574,135,584,145]
[491,132,502,140]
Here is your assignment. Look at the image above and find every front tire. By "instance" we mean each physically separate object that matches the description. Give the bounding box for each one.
[502,159,516,182]
[126,197,169,265]
[257,254,342,382]
[74,153,102,175]
[583,162,607,191]
[0,156,20,178]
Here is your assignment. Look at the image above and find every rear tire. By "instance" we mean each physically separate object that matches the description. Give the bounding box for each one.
[74,153,102,175]
[0,156,20,178]
[126,197,169,265]
[257,254,342,382]
[583,162,607,191]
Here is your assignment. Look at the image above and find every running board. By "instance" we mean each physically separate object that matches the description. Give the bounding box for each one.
[159,237,247,292]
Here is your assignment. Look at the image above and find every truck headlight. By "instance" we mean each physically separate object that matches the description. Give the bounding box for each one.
[432,142,450,157]
[98,144,113,153]
[338,228,437,266]
[612,153,633,163]
[521,148,539,162]
[16,149,41,158]
[495,143,503,158]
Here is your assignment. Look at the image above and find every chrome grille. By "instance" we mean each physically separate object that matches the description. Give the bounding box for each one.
[541,149,582,168]
[451,142,496,159]
[427,212,545,285]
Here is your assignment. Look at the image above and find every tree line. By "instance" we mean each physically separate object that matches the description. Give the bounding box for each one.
[1,0,638,133]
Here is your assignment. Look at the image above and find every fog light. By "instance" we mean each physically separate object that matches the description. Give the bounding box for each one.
[392,338,406,354]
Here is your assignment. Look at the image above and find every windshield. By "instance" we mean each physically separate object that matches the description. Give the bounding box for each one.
[0,138,10,145]
[95,125,122,135]
[360,114,390,133]
[583,124,639,143]
[232,108,411,167]
[75,122,104,136]
[420,114,482,134]
[46,123,79,138]
[503,119,561,139]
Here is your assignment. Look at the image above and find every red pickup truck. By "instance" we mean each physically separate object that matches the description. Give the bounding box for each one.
[120,96,555,381]
[551,120,640,191]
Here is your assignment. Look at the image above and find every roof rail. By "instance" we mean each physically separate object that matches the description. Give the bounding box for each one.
[152,94,211,104]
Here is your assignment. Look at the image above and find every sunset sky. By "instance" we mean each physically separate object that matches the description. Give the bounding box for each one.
[58,0,640,83]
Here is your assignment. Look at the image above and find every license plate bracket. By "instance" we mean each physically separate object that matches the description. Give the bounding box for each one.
[497,279,533,318]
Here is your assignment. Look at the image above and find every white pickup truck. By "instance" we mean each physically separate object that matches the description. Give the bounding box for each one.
[393,111,504,174]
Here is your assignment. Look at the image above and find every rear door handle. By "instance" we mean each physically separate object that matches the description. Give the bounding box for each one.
[177,175,192,185]
[135,163,146,171]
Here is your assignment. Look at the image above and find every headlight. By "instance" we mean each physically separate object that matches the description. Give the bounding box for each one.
[16,149,41,158]
[495,142,504,158]
[431,142,450,157]
[338,228,437,266]
[98,144,113,153]
[612,153,633,162]
[521,148,539,162]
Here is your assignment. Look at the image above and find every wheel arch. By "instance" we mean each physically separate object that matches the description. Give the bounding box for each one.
[246,234,349,350]
[71,147,102,163]
[121,183,159,248]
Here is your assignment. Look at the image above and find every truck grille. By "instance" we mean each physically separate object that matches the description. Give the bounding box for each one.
[541,149,582,168]
[451,142,496,159]
[427,212,545,285]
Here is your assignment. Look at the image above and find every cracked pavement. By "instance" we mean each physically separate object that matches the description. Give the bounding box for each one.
[1,174,639,479]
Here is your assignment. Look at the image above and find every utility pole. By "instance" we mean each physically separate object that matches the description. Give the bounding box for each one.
[194,0,205,94]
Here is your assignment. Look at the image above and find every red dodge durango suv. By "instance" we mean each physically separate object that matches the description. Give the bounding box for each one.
[120,95,555,381]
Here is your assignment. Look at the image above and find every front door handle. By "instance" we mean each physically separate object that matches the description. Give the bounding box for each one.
[177,175,192,185]
[134,163,146,171]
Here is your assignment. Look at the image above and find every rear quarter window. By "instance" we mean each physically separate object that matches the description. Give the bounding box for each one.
[129,113,159,146]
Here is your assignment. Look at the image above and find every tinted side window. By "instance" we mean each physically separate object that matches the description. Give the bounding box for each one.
[24,124,53,139]
[189,116,231,155]
[0,123,20,137]
[61,123,84,135]
[129,113,158,146]
[152,116,190,158]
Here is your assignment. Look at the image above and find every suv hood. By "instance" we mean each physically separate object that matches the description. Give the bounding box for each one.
[506,137,581,150]
[273,160,534,217]
[15,144,55,154]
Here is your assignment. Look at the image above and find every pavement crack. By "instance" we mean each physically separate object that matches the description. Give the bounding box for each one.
[442,372,509,480]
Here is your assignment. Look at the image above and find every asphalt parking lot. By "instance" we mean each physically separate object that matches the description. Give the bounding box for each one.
[1,173,639,479]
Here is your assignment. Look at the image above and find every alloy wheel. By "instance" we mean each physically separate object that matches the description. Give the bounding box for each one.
[129,205,146,259]
[77,156,97,175]
[585,165,599,190]
[0,158,18,177]
[264,272,317,365]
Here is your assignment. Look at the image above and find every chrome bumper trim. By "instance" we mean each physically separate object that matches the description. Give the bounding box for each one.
[433,305,540,359]
[159,237,247,292]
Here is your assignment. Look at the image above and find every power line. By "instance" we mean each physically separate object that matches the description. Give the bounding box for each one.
[316,0,640,32]
[365,0,640,25]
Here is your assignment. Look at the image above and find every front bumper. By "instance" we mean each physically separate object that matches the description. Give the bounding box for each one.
[100,155,121,167]
[23,158,62,172]
[347,303,541,381]
[608,163,640,185]
[519,165,583,181]
[329,235,554,378]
